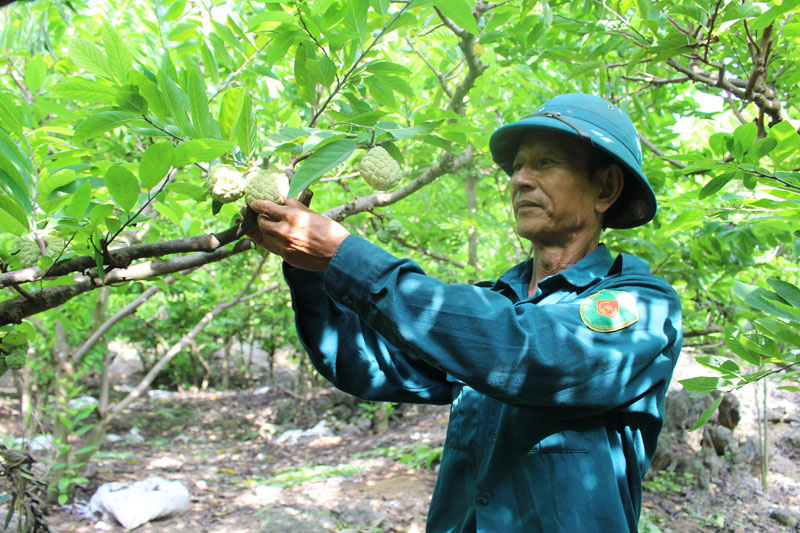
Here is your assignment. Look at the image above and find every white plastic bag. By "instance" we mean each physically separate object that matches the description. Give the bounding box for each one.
[88,476,191,530]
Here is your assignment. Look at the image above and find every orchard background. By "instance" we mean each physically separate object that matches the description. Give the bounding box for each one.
[0,0,799,530]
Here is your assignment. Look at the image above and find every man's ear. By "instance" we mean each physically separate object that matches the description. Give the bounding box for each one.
[594,164,624,214]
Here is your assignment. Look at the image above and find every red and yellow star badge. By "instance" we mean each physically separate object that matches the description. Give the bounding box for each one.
[580,290,639,332]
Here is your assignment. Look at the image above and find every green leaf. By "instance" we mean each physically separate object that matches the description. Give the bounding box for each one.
[679,376,723,394]
[766,278,800,309]
[49,78,118,105]
[73,111,139,144]
[698,174,732,199]
[735,281,799,322]
[24,54,47,92]
[218,87,246,141]
[288,139,357,198]
[69,38,111,79]
[164,0,186,21]
[732,122,757,161]
[294,43,316,104]
[234,93,256,158]
[157,70,194,138]
[725,328,763,366]
[376,121,437,140]
[0,130,32,206]
[755,318,800,348]
[690,395,723,431]
[0,195,28,234]
[139,142,175,190]
[749,0,800,31]
[767,120,800,165]
[173,139,234,167]
[0,92,25,139]
[166,182,207,201]
[708,133,731,157]
[188,69,219,139]
[102,22,132,83]
[64,181,92,219]
[104,165,140,211]
[434,0,479,35]
[746,136,777,162]
[115,90,149,114]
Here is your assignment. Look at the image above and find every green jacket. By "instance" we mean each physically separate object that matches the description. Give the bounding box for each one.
[284,236,682,532]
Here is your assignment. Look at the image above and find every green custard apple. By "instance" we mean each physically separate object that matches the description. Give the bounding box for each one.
[359,146,402,191]
[244,170,290,207]
[206,164,246,204]
[19,233,64,269]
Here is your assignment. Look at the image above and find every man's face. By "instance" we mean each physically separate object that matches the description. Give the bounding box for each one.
[509,131,603,245]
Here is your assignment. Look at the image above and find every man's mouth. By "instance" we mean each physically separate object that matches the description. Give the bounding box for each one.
[515,200,541,211]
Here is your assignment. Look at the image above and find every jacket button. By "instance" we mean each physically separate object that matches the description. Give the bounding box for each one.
[341,295,353,305]
[477,492,491,505]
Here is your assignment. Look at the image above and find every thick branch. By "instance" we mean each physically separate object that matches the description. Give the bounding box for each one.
[0,214,257,287]
[324,146,474,221]
[0,240,253,326]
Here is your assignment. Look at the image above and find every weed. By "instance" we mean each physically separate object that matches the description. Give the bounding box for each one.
[252,463,367,488]
[356,443,443,470]
[643,470,694,495]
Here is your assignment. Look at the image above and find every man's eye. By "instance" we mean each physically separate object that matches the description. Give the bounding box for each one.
[512,163,523,173]
[539,158,555,166]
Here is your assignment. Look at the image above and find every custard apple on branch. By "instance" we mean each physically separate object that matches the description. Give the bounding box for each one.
[18,233,65,269]
[206,164,245,204]
[386,220,403,235]
[244,170,290,207]
[4,345,27,371]
[359,146,402,191]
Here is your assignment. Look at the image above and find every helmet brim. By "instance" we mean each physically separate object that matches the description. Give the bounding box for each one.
[489,115,657,229]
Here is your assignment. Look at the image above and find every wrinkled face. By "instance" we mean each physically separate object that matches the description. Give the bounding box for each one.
[509,131,604,246]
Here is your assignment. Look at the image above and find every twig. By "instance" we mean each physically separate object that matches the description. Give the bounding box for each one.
[392,236,466,269]
[209,38,273,103]
[638,134,687,170]
[307,0,416,128]
[405,37,452,98]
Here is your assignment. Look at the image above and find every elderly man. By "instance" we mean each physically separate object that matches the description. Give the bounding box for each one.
[248,94,682,532]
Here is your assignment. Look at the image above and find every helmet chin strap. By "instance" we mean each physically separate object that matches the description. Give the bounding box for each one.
[524,112,594,146]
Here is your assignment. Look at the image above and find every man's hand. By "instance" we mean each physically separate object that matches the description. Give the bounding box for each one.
[245,198,350,271]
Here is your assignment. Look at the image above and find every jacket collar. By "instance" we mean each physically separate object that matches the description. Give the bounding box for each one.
[494,244,614,299]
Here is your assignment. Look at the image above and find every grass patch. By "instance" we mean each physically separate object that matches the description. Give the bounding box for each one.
[252,463,368,488]
[356,443,442,470]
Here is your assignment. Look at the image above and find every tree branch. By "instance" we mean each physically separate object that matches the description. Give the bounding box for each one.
[0,240,254,326]
[0,214,258,288]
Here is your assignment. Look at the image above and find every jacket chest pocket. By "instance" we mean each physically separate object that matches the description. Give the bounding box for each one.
[444,383,479,451]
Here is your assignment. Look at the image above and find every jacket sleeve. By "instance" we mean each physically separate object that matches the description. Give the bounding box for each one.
[321,235,682,417]
[283,263,452,405]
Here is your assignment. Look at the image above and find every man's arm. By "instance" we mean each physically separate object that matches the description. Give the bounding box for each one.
[248,199,681,416]
[246,199,452,404]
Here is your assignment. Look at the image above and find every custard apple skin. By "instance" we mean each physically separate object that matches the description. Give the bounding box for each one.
[376,230,392,244]
[386,220,403,235]
[4,348,26,371]
[19,234,64,269]
[206,165,245,204]
[359,146,402,191]
[244,170,290,207]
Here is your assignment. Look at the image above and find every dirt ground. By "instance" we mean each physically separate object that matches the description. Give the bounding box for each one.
[2,352,800,532]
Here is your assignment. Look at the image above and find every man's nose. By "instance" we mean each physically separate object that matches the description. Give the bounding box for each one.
[510,165,537,191]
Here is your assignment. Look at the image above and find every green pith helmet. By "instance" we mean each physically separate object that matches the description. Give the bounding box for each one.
[489,93,657,229]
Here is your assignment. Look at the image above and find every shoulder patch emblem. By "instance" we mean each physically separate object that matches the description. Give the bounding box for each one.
[580,289,639,332]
